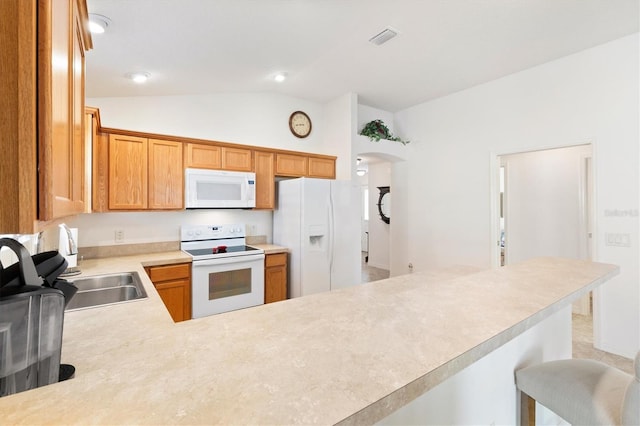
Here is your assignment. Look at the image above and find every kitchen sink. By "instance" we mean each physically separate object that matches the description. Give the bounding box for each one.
[65,272,148,311]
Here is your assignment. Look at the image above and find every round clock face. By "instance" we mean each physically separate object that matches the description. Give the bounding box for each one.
[289,111,312,138]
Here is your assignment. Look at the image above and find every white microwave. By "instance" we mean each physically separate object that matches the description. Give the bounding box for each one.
[185,168,256,209]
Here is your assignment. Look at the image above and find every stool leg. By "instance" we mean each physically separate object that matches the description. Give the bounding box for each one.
[519,391,536,426]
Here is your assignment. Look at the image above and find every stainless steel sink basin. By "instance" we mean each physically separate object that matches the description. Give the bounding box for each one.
[65,272,148,311]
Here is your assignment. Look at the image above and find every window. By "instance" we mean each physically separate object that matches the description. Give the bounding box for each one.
[363,187,369,221]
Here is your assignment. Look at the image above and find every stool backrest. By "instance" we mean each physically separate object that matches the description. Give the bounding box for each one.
[622,351,639,425]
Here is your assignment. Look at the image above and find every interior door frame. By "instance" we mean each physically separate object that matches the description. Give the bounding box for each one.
[489,141,595,269]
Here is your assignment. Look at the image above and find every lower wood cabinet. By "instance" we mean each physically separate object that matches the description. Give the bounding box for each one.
[145,262,192,322]
[265,252,287,304]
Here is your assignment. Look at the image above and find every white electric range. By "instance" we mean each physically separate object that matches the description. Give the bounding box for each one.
[180,224,264,318]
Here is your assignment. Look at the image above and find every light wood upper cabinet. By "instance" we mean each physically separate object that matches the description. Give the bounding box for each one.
[308,157,336,179]
[106,135,184,210]
[108,134,148,210]
[149,139,183,209]
[275,153,308,177]
[184,143,252,172]
[222,147,252,171]
[38,0,91,221]
[184,143,221,169]
[2,0,92,232]
[254,151,275,209]
[91,125,336,214]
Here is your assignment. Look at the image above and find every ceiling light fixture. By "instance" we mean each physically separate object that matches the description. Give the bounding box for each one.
[88,14,111,34]
[274,73,287,83]
[356,169,367,177]
[126,72,150,84]
[369,27,398,46]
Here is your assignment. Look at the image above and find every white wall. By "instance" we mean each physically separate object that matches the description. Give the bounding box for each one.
[395,34,639,358]
[504,145,591,264]
[66,210,273,247]
[324,93,357,180]
[88,93,331,154]
[367,162,391,270]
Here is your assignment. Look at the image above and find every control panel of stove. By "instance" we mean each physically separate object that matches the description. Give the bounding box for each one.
[181,224,246,241]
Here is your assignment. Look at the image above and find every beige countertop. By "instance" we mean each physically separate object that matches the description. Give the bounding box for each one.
[250,243,288,254]
[0,255,618,424]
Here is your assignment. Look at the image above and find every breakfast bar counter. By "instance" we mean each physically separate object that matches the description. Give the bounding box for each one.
[0,255,618,424]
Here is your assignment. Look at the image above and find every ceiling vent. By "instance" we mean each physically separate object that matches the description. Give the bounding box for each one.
[368,27,398,46]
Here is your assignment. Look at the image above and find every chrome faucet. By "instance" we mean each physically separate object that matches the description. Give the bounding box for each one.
[59,224,78,256]
[34,230,45,254]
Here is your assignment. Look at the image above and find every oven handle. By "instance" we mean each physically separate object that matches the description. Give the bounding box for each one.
[191,253,265,267]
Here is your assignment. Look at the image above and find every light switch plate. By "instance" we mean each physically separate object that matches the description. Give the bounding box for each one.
[605,233,631,247]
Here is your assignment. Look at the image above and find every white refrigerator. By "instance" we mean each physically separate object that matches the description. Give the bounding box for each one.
[273,178,360,298]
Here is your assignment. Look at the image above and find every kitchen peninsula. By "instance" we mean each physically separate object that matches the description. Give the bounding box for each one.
[0,255,618,424]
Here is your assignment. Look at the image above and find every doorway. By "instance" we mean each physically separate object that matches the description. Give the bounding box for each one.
[496,144,594,312]
[497,145,592,264]
[355,154,392,282]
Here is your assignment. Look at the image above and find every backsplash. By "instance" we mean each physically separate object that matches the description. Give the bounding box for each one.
[65,210,273,248]
[1,210,273,266]
[79,241,180,259]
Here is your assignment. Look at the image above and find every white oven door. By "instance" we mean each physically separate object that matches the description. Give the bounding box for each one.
[191,254,265,318]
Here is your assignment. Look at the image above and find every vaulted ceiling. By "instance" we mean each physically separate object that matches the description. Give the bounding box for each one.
[86,0,639,112]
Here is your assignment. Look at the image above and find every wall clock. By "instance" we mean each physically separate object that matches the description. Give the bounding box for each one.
[289,111,312,138]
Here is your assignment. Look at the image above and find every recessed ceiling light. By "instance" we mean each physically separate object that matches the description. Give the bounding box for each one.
[126,72,150,84]
[274,73,287,83]
[88,14,111,34]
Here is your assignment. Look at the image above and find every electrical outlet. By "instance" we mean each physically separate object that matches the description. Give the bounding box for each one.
[114,229,125,243]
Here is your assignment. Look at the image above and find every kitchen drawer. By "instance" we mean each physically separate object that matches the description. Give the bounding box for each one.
[265,253,287,267]
[147,263,191,282]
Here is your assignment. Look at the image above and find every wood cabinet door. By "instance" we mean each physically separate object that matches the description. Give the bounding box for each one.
[222,147,252,171]
[38,0,87,220]
[265,253,287,303]
[308,157,336,179]
[89,110,109,212]
[275,153,308,177]
[184,143,221,169]
[146,263,192,322]
[147,263,191,282]
[148,139,183,209]
[254,151,275,209]
[108,134,148,209]
[155,279,191,322]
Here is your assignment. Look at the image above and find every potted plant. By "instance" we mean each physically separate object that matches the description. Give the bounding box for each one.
[359,119,409,145]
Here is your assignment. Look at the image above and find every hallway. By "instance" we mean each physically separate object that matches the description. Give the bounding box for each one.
[572,314,634,375]
[361,252,389,283]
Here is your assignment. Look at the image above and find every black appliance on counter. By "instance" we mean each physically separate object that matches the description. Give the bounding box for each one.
[0,238,77,397]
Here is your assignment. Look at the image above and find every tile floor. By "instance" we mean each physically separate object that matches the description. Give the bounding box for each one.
[572,313,635,375]
[361,252,390,283]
